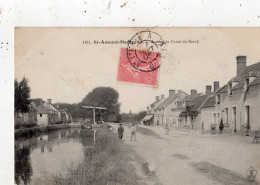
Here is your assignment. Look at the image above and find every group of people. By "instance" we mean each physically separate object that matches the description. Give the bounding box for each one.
[118,123,137,141]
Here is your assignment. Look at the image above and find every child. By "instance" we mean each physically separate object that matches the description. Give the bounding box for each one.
[130,123,137,141]
[165,124,170,135]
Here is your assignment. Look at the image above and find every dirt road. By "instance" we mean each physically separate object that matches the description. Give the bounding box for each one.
[110,123,260,185]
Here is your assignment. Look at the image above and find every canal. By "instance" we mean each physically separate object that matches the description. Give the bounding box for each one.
[15,128,94,185]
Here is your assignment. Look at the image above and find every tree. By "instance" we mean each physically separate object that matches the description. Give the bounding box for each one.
[15,78,31,113]
[29,98,43,107]
[135,111,147,121]
[81,87,120,121]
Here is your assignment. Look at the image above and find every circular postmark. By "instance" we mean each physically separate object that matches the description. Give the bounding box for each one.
[127,31,166,72]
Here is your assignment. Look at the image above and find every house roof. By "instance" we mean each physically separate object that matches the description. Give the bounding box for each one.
[182,95,192,102]
[232,62,260,89]
[201,96,215,109]
[36,105,49,114]
[157,94,178,109]
[189,95,208,111]
[30,102,37,110]
[150,99,161,107]
[216,62,260,93]
[182,93,203,102]
[141,114,154,121]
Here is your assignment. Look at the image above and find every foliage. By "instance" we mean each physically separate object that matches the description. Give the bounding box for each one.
[120,111,146,123]
[135,111,147,121]
[81,87,121,121]
[29,98,43,107]
[55,127,140,185]
[15,78,31,113]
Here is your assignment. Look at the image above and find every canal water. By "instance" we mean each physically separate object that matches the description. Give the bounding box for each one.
[15,128,94,185]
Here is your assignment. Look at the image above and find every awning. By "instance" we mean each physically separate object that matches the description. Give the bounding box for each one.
[141,114,154,121]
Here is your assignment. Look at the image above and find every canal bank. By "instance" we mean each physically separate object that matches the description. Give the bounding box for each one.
[15,124,153,185]
[15,124,74,139]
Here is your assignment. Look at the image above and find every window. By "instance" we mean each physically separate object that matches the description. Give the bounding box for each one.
[213,113,216,124]
[225,108,228,124]
[40,114,42,117]
[245,78,249,92]
[228,83,232,95]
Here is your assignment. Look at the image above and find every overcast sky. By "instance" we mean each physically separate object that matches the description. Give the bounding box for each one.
[15,28,260,113]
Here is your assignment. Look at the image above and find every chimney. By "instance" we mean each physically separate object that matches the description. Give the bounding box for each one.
[155,96,160,101]
[47,99,52,104]
[177,90,182,94]
[161,94,165,99]
[206,85,212,96]
[236,56,247,75]
[169,89,175,97]
[56,104,59,109]
[214,81,219,92]
[191,89,197,100]
[147,106,149,112]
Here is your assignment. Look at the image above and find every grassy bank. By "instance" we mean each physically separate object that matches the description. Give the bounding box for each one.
[54,127,141,185]
[15,124,71,139]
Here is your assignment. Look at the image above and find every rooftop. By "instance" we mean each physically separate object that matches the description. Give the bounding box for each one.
[217,62,260,93]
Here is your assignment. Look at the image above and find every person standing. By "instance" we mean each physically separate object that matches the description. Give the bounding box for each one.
[130,123,137,141]
[219,118,224,134]
[165,124,170,135]
[118,123,124,140]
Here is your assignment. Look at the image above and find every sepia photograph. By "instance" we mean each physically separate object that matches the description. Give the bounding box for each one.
[14,27,260,185]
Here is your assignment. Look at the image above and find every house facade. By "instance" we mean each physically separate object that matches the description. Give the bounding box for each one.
[36,105,49,125]
[61,108,70,123]
[213,56,260,134]
[179,86,212,130]
[147,95,167,126]
[156,90,187,126]
[171,90,200,128]
[35,99,62,125]
[200,96,216,131]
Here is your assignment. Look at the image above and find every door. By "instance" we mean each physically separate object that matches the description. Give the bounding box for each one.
[233,107,236,133]
[245,106,250,128]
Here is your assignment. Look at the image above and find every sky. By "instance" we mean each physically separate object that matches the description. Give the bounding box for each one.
[15,28,260,113]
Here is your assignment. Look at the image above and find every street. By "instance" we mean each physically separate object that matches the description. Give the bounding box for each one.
[110,123,260,185]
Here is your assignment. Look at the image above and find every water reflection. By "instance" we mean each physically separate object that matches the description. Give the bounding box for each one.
[15,128,90,185]
[15,146,32,185]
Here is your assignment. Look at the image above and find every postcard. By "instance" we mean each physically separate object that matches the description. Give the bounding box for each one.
[14,27,260,185]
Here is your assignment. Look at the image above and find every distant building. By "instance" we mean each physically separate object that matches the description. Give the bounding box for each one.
[171,89,200,127]
[15,102,38,125]
[43,99,60,124]
[200,82,219,131]
[179,86,212,129]
[146,95,167,125]
[156,90,187,126]
[61,108,70,123]
[36,104,49,125]
[35,99,61,125]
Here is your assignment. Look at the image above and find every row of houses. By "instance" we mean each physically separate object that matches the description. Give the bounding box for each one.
[15,99,73,126]
[142,56,260,134]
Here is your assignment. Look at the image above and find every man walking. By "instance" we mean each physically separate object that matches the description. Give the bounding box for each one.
[118,123,124,140]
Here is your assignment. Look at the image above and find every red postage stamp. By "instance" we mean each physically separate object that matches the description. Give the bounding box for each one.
[117,48,160,86]
[117,31,166,86]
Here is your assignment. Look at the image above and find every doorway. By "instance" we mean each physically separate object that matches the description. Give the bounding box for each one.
[245,106,250,128]
[233,107,236,133]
